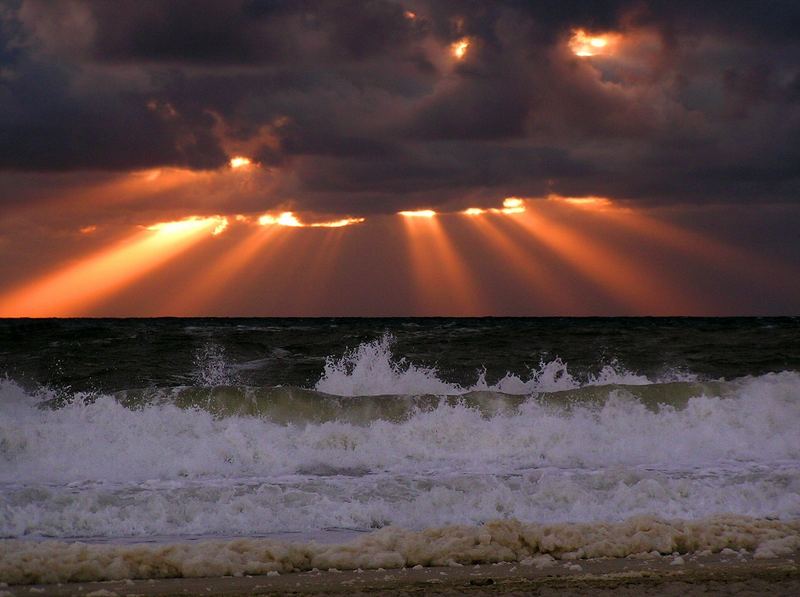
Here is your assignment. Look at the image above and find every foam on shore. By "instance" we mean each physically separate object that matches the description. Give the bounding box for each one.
[1,515,798,585]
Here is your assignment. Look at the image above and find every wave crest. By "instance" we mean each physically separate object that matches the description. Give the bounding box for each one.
[314,334,680,396]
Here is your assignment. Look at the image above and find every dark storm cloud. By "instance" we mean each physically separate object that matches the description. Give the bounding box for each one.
[1,0,800,213]
[0,60,227,171]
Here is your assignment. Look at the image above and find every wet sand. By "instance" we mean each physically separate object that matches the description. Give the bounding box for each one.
[2,550,797,596]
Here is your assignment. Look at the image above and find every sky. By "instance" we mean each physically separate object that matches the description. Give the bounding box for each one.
[0,0,799,316]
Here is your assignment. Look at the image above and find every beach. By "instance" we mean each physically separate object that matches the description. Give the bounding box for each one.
[1,549,797,596]
[1,515,798,594]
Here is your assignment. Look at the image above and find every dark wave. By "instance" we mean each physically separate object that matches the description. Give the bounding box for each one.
[33,380,732,424]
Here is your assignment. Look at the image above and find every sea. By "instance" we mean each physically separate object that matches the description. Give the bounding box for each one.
[1,317,799,581]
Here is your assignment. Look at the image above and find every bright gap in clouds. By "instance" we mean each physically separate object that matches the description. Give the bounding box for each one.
[229,156,253,169]
[451,38,470,60]
[568,28,620,57]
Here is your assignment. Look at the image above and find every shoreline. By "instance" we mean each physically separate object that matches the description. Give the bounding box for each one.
[1,550,797,596]
[2,515,799,588]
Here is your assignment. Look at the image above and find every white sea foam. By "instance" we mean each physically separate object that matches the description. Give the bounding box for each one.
[3,466,798,539]
[1,369,799,539]
[3,373,799,484]
[1,516,798,585]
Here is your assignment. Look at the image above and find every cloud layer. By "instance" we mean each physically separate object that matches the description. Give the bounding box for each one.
[1,0,800,216]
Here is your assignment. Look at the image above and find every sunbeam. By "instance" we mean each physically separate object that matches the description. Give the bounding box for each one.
[505,204,697,314]
[0,217,224,317]
[160,225,290,314]
[462,212,584,313]
[399,213,485,315]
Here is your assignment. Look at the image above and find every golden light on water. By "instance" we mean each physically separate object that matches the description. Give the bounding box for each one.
[463,208,485,216]
[229,156,253,169]
[451,38,470,60]
[399,209,437,218]
[568,29,619,57]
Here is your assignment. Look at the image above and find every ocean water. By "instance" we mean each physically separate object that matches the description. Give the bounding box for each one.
[1,318,799,582]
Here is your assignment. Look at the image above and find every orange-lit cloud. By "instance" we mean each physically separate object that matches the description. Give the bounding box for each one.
[399,209,437,218]
[308,217,366,228]
[462,198,527,216]
[568,28,621,57]
[146,215,229,235]
[549,194,614,210]
[259,212,302,227]
[0,216,223,317]
[258,211,365,228]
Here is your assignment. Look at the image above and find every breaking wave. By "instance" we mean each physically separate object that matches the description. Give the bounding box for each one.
[313,333,665,395]
[1,335,798,542]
